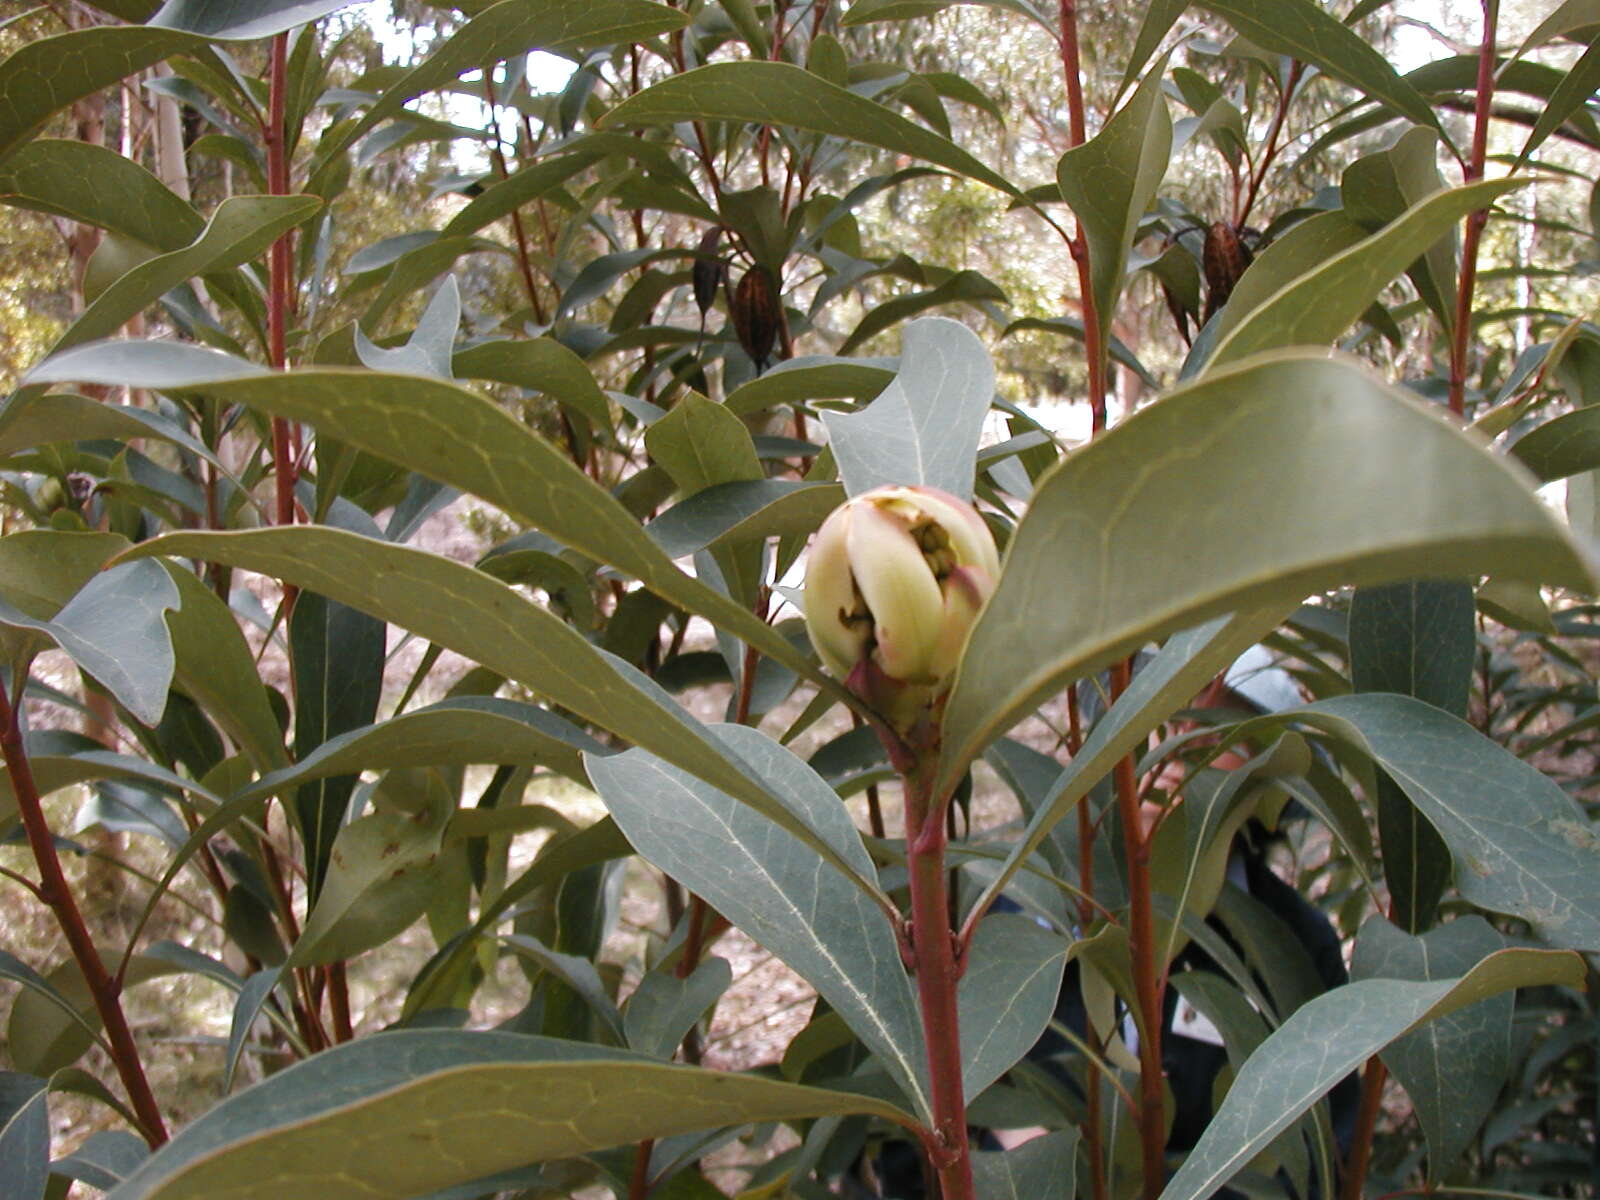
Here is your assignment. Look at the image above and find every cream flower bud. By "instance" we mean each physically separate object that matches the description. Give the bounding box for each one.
[804,485,999,725]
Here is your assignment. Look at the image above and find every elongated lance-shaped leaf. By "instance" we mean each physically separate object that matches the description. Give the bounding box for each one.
[28,344,839,705]
[958,913,1069,1099]
[1207,178,1521,367]
[113,526,885,905]
[1350,916,1512,1178]
[1349,581,1474,932]
[104,1031,916,1200]
[646,481,846,560]
[0,139,202,250]
[1196,0,1446,142]
[1511,403,1600,481]
[234,697,603,804]
[585,724,932,1119]
[0,25,215,165]
[937,350,1596,797]
[1518,30,1600,164]
[961,610,1283,934]
[310,0,687,177]
[1158,949,1582,1200]
[1293,694,1600,953]
[149,0,357,39]
[598,61,1020,197]
[823,317,995,500]
[53,195,321,356]
[0,561,178,727]
[1056,57,1171,376]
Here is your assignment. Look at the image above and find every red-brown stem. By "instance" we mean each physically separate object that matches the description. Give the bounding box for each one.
[327,960,354,1042]
[905,768,974,1200]
[1111,660,1165,1200]
[1057,2,1108,431]
[0,687,169,1146]
[1448,2,1499,417]
[1341,1057,1389,1200]
[264,33,296,533]
[628,1139,654,1200]
[1066,686,1108,1200]
[482,62,546,326]
[1237,61,1304,229]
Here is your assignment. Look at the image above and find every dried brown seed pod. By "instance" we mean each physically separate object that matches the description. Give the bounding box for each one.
[729,264,779,369]
[1202,220,1253,323]
[692,227,724,317]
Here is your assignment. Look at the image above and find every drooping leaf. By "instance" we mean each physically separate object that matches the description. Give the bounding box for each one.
[0,139,201,250]
[1158,949,1582,1200]
[451,337,611,428]
[958,913,1069,1099]
[623,957,733,1060]
[1294,694,1600,953]
[1208,178,1520,367]
[1350,916,1512,1178]
[1348,580,1474,932]
[113,527,881,902]
[48,195,321,355]
[1056,58,1171,371]
[585,724,931,1119]
[971,1129,1081,1200]
[1196,0,1444,139]
[1510,404,1600,481]
[0,1074,48,1200]
[0,561,178,727]
[149,0,358,39]
[105,1031,915,1200]
[311,0,689,177]
[238,697,602,803]
[822,317,995,500]
[1518,31,1600,163]
[937,351,1594,795]
[646,481,845,560]
[836,270,1007,356]
[0,26,213,165]
[31,345,830,700]
[598,61,1020,197]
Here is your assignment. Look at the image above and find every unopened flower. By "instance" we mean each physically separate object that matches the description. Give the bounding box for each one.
[804,485,999,728]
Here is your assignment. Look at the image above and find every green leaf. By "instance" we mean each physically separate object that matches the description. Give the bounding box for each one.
[1511,403,1600,481]
[451,339,611,429]
[0,139,201,250]
[114,527,881,903]
[1296,693,1600,953]
[290,587,386,899]
[0,394,216,466]
[1056,60,1170,371]
[1209,178,1521,366]
[1341,127,1456,336]
[822,316,995,500]
[623,957,732,1059]
[1518,31,1600,164]
[0,1074,48,1200]
[1515,0,1600,57]
[501,934,624,1042]
[647,481,845,560]
[958,913,1069,1099]
[646,394,763,495]
[837,270,1007,356]
[0,561,178,727]
[1196,0,1445,139]
[30,347,828,697]
[1116,0,1189,102]
[311,0,688,178]
[598,62,1020,197]
[971,1129,1080,1200]
[585,723,931,1119]
[441,146,605,238]
[149,0,358,39]
[107,1031,915,1200]
[724,357,894,416]
[1350,916,1511,1178]
[1205,210,1366,351]
[1157,948,1581,1200]
[238,697,602,804]
[289,787,448,965]
[938,351,1594,795]
[1349,580,1474,932]
[50,195,321,356]
[0,25,213,165]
